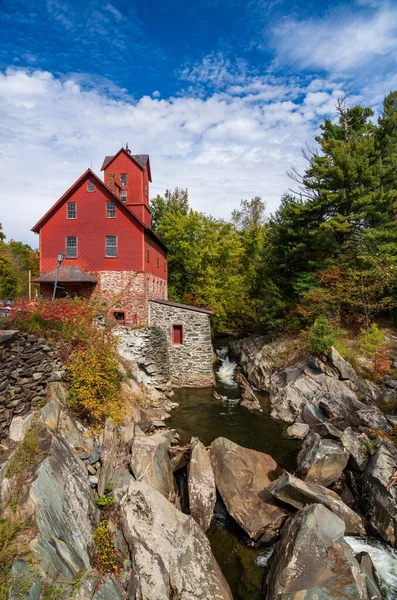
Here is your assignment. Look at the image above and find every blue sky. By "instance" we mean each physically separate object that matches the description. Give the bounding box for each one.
[1,0,397,245]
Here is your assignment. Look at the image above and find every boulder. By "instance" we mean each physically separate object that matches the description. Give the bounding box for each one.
[188,439,216,532]
[340,427,370,472]
[92,574,124,599]
[265,504,382,600]
[130,430,175,500]
[120,419,135,453]
[330,347,359,386]
[357,406,394,434]
[361,442,397,546]
[296,432,349,487]
[9,413,33,442]
[286,423,309,439]
[268,472,365,535]
[210,437,288,542]
[74,569,100,600]
[120,480,233,600]
[9,559,42,600]
[9,428,99,583]
[356,553,383,600]
[111,466,135,503]
[235,371,263,412]
[97,418,118,496]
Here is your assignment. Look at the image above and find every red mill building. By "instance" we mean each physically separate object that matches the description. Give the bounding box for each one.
[32,147,214,387]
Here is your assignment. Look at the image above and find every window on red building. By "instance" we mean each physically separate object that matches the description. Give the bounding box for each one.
[87,182,95,192]
[106,201,116,218]
[120,173,127,186]
[66,236,77,258]
[172,324,183,345]
[106,236,117,257]
[67,202,76,219]
[120,190,127,202]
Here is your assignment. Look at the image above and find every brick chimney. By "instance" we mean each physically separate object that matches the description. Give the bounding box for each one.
[107,173,116,194]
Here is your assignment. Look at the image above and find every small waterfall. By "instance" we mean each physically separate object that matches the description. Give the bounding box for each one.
[345,537,397,599]
[216,347,238,388]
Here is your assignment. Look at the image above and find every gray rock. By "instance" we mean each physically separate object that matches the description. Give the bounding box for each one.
[9,560,42,600]
[314,422,344,439]
[268,471,365,535]
[89,475,99,487]
[357,406,394,434]
[130,430,175,500]
[74,569,100,600]
[97,418,118,496]
[120,419,135,452]
[301,402,327,425]
[362,443,397,547]
[356,552,383,600]
[15,429,100,583]
[40,399,62,431]
[340,427,370,472]
[9,413,33,442]
[286,423,310,439]
[235,371,263,413]
[188,439,216,532]
[93,575,123,599]
[111,466,135,503]
[265,504,382,600]
[120,480,233,600]
[296,432,349,487]
[210,437,288,542]
[330,347,359,385]
[88,446,100,465]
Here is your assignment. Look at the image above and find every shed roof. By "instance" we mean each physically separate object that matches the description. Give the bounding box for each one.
[33,266,98,283]
[149,299,213,315]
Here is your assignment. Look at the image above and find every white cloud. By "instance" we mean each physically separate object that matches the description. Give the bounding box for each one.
[0,67,346,246]
[271,3,397,74]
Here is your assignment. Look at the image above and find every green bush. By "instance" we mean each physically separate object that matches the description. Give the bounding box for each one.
[308,316,337,357]
[359,323,385,357]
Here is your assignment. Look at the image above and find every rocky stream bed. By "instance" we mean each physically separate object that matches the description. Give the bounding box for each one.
[2,333,397,599]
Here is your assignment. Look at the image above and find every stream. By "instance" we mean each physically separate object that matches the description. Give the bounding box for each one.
[167,346,397,599]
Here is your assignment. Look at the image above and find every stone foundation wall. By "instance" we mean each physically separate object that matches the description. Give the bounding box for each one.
[149,301,214,387]
[114,326,170,386]
[0,331,64,439]
[92,270,148,325]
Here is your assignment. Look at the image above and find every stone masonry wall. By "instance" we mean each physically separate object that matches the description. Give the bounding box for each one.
[0,331,64,439]
[149,301,214,387]
[114,326,170,386]
[92,270,147,325]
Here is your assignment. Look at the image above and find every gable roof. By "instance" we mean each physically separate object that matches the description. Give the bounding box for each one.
[100,148,152,182]
[31,168,167,252]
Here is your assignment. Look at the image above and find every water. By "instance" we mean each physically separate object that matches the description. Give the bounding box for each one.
[345,537,397,599]
[168,347,397,599]
[168,347,300,599]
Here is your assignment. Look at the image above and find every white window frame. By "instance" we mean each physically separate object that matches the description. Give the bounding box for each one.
[120,173,127,186]
[87,181,95,192]
[105,235,117,257]
[66,236,77,258]
[106,201,116,218]
[120,190,127,202]
[67,202,76,219]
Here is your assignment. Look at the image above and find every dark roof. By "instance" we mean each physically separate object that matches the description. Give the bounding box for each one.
[33,266,98,283]
[100,149,151,181]
[149,299,213,315]
[101,155,114,170]
[132,154,149,168]
[31,168,167,252]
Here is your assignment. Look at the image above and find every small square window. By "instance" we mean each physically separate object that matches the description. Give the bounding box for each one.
[66,236,77,258]
[172,324,183,345]
[120,173,127,186]
[107,201,116,218]
[106,235,117,257]
[87,182,95,192]
[113,311,125,322]
[67,202,76,219]
[120,190,127,202]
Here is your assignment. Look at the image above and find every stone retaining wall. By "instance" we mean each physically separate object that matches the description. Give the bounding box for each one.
[149,301,214,387]
[114,326,170,386]
[0,331,64,439]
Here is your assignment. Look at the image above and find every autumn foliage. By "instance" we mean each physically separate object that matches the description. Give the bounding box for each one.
[5,298,124,427]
